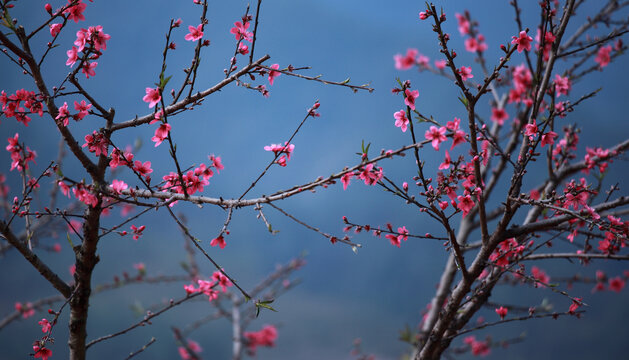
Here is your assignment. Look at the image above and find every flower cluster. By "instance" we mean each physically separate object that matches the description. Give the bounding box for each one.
[82,130,109,157]
[65,24,110,78]
[264,142,295,167]
[183,270,233,302]
[161,156,223,195]
[6,133,37,172]
[178,340,202,360]
[488,238,526,267]
[244,325,278,355]
[0,89,44,126]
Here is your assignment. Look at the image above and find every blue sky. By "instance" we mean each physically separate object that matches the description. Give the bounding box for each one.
[1,1,629,359]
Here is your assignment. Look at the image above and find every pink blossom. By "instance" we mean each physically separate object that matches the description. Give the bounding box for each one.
[268,64,281,85]
[82,131,108,156]
[74,28,88,51]
[465,37,485,53]
[63,0,86,23]
[185,24,204,41]
[595,45,612,68]
[463,336,490,356]
[130,224,145,241]
[212,270,233,292]
[210,234,226,249]
[541,131,557,147]
[49,23,62,37]
[66,46,79,67]
[143,87,161,108]
[438,150,452,170]
[450,130,467,148]
[393,49,419,70]
[74,100,91,120]
[386,233,400,247]
[393,110,409,132]
[56,102,70,126]
[178,340,202,360]
[133,262,145,272]
[531,266,550,286]
[524,119,538,139]
[511,30,533,52]
[397,226,409,242]
[110,179,128,194]
[341,172,353,190]
[569,297,583,314]
[33,345,52,360]
[404,89,419,110]
[230,21,253,41]
[264,142,294,166]
[530,189,540,200]
[554,74,571,97]
[495,306,508,320]
[455,13,470,35]
[244,325,278,355]
[490,107,508,125]
[15,302,35,318]
[238,42,249,55]
[425,126,447,150]
[88,25,110,51]
[434,59,446,69]
[81,61,97,78]
[417,54,430,69]
[457,194,475,217]
[39,318,52,333]
[151,122,171,147]
[609,276,625,292]
[358,163,383,185]
[133,160,153,177]
[458,66,473,81]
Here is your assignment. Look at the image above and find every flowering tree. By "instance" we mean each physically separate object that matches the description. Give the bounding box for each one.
[1,0,629,359]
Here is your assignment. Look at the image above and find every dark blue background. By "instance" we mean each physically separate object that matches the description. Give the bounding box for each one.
[1,1,628,359]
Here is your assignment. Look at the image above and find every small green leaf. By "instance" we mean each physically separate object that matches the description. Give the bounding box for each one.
[340,77,350,84]
[352,246,358,254]
[160,75,173,89]
[458,94,468,107]
[66,233,75,248]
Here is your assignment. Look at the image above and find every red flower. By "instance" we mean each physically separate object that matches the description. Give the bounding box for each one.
[210,235,226,249]
[511,30,533,52]
[142,87,161,108]
[394,110,409,132]
[33,345,52,360]
[268,64,281,85]
[458,66,473,81]
[595,45,612,68]
[404,89,419,110]
[185,24,204,41]
[425,126,447,151]
[609,276,625,292]
[490,107,508,125]
[495,306,508,320]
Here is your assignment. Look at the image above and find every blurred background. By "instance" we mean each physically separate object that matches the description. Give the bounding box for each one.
[1,0,628,359]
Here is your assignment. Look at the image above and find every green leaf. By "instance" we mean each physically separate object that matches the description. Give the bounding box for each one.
[255,299,278,317]
[340,77,350,84]
[66,233,75,248]
[458,94,468,108]
[160,75,173,89]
